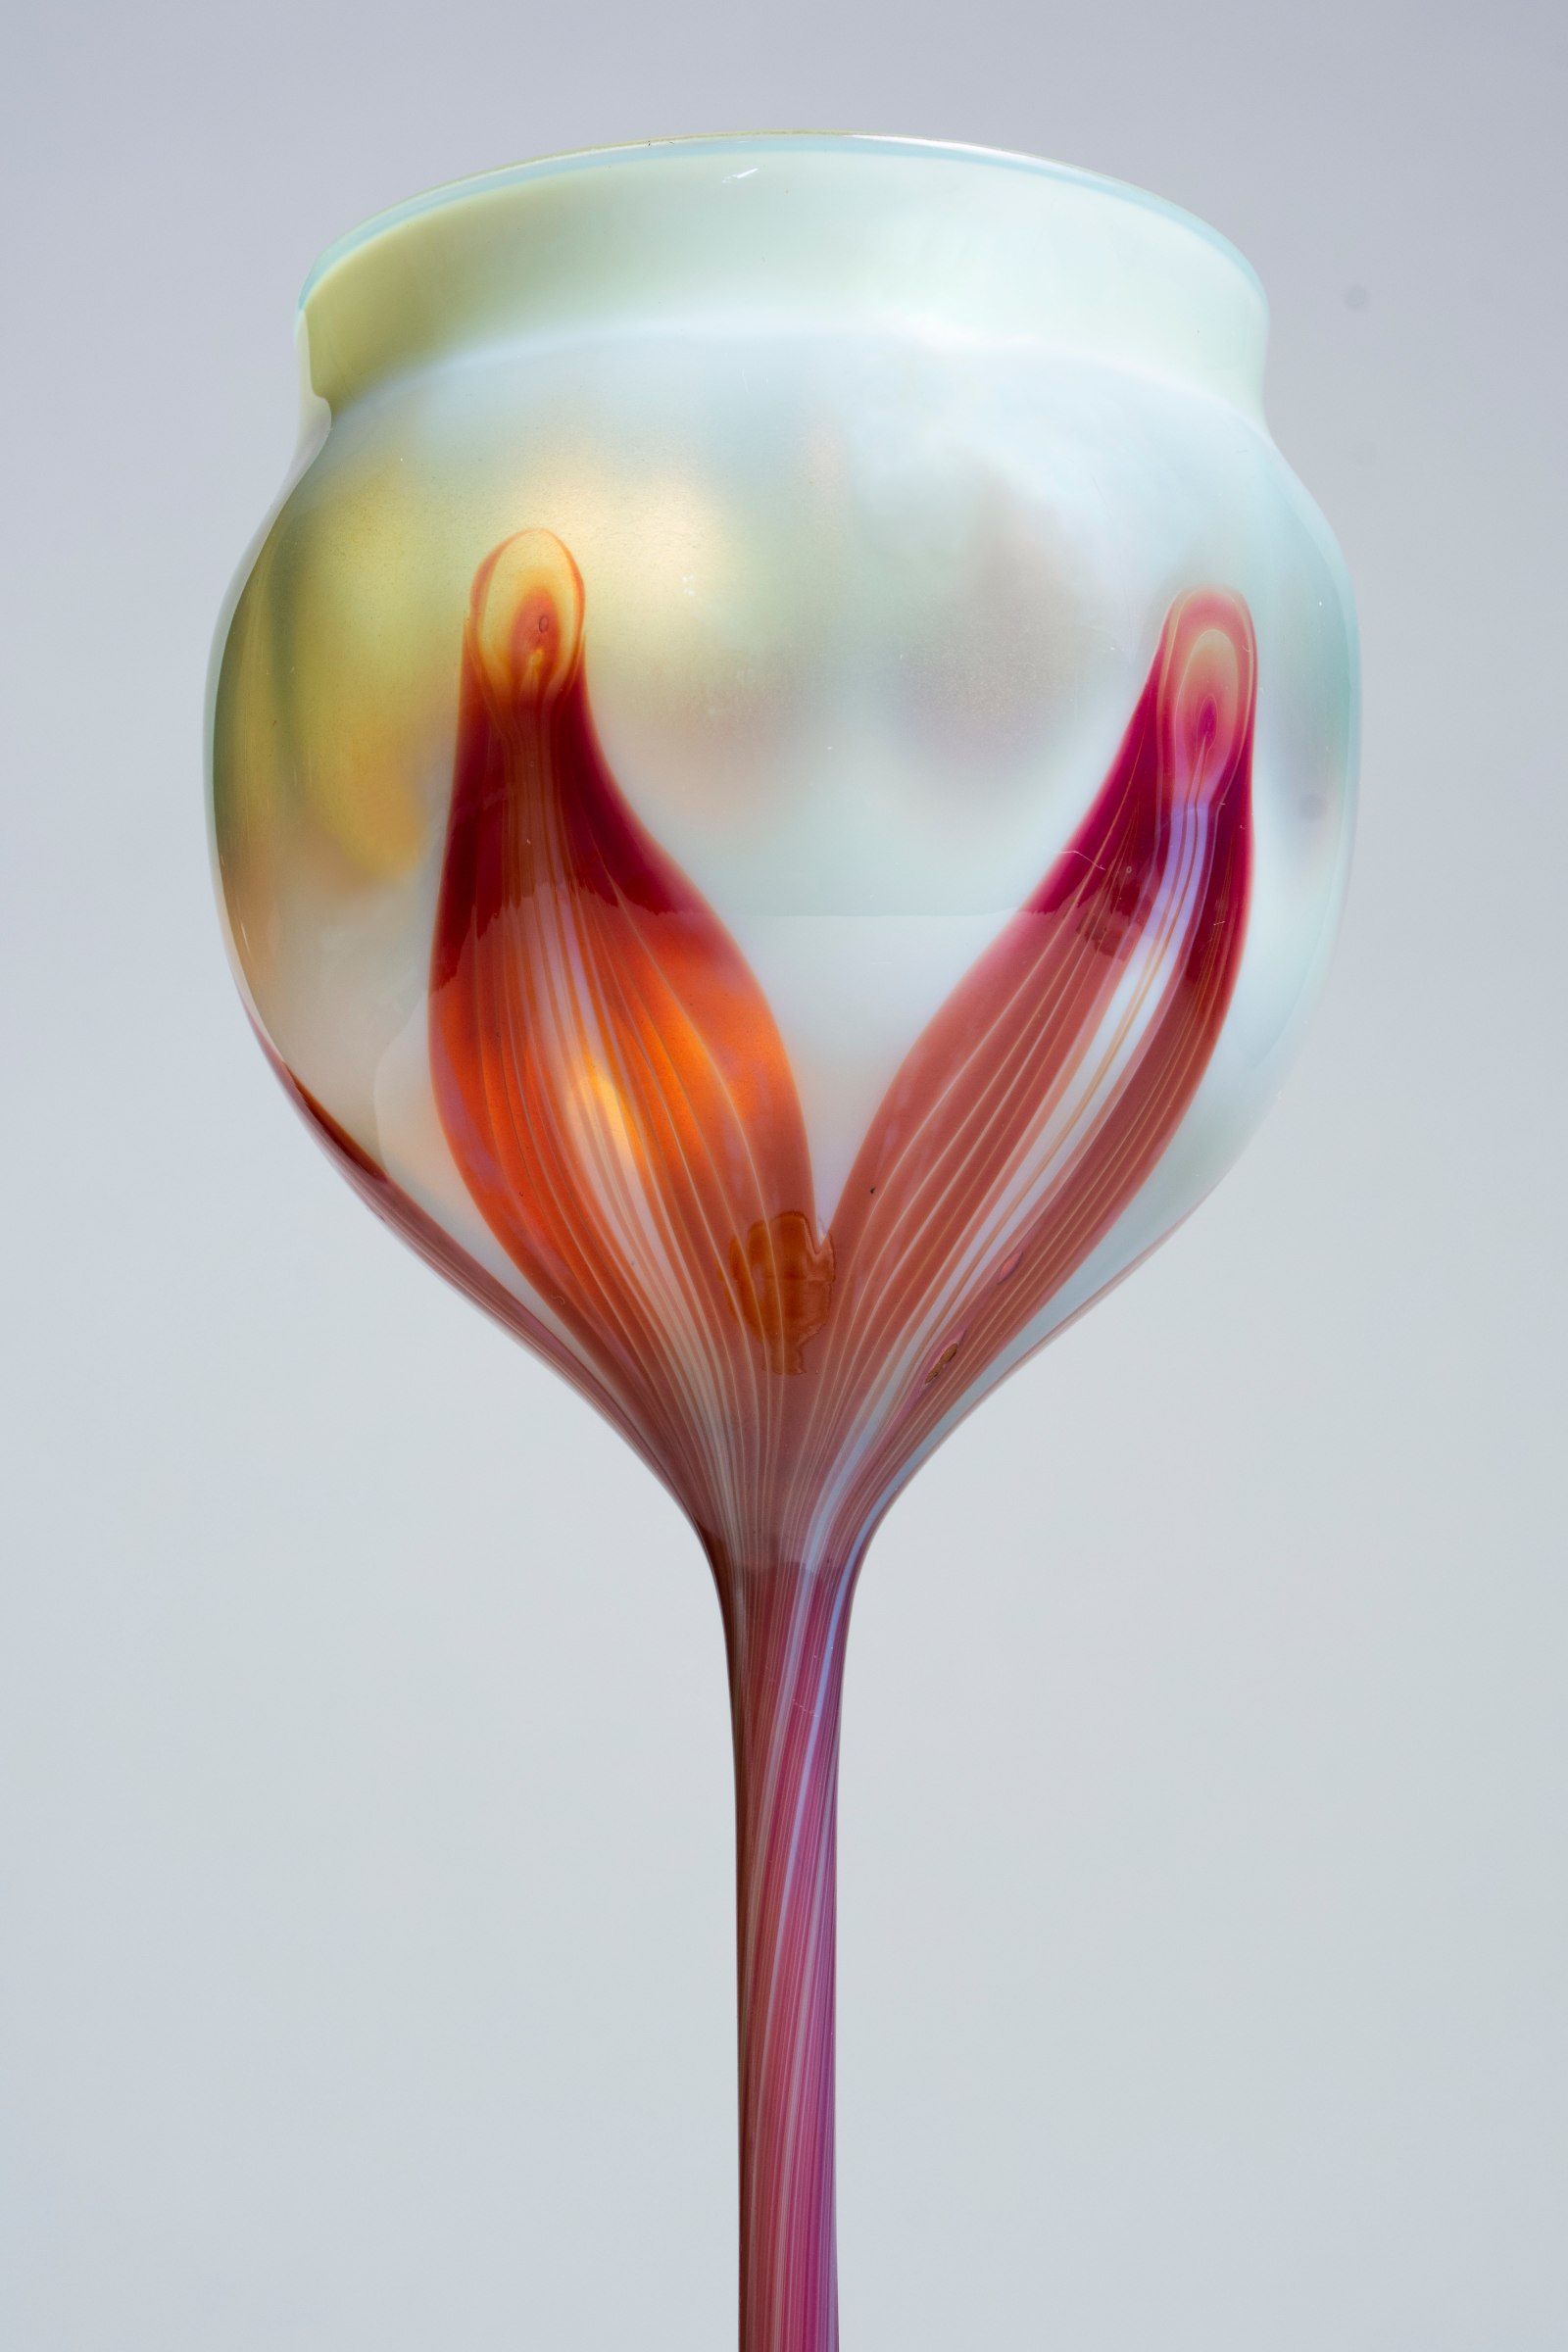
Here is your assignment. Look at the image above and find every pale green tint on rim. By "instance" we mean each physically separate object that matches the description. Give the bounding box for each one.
[300,132,1266,310]
[296,133,1272,422]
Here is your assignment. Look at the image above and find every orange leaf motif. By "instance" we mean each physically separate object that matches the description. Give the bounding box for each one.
[267,532,1259,2352]
[428,532,827,1558]
[426,532,1254,1571]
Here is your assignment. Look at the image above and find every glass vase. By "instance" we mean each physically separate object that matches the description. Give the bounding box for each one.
[208,131,1357,2352]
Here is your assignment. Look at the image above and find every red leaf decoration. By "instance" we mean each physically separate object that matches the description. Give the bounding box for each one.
[259,541,1259,2352]
[265,543,1256,1568]
[790,587,1255,1558]
[427,532,829,1554]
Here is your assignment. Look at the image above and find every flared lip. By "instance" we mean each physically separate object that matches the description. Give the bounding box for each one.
[298,130,1265,317]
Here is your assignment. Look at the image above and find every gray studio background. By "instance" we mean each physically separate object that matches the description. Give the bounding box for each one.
[3,3,1563,2346]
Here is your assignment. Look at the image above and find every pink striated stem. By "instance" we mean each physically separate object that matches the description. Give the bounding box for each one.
[715,1549,859,2352]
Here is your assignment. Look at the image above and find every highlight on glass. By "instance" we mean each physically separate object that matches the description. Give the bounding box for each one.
[208,134,1357,2352]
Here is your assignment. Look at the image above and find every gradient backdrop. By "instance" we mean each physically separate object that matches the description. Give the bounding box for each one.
[2,4,1563,2346]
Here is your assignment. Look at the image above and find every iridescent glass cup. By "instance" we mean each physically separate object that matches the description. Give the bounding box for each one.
[209,133,1356,2352]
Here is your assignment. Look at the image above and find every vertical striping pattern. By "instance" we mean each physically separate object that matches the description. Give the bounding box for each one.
[428,532,824,1570]
[268,529,1256,2352]
[789,588,1256,1573]
[722,1554,857,2352]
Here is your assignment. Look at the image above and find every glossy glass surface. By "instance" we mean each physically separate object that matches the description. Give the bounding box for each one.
[209,133,1356,2352]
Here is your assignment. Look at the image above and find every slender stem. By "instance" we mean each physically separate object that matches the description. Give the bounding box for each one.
[717,1552,857,2352]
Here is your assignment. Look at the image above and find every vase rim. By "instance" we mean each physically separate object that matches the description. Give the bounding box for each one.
[296,133,1270,423]
[301,131,1264,313]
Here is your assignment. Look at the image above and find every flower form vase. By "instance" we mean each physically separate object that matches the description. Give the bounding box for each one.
[208,132,1357,2352]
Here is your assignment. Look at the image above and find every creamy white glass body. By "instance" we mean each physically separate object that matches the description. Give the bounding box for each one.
[211,134,1357,1448]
